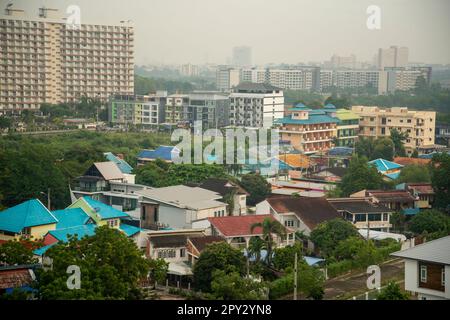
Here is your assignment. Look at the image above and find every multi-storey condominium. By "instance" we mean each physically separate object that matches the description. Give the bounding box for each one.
[165,93,190,124]
[386,67,432,93]
[319,70,333,91]
[327,54,358,69]
[229,83,284,128]
[180,63,199,77]
[216,66,240,92]
[0,7,134,115]
[377,46,409,69]
[240,68,266,83]
[187,92,230,128]
[331,107,360,147]
[109,91,167,127]
[333,70,388,94]
[276,104,339,154]
[352,106,436,154]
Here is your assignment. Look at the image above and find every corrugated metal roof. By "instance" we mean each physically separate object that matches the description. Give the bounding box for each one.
[48,224,97,242]
[51,208,91,229]
[0,199,58,233]
[276,115,340,125]
[119,223,141,237]
[93,162,124,180]
[83,196,129,220]
[391,236,450,265]
[137,146,180,161]
[104,152,133,174]
[369,158,403,172]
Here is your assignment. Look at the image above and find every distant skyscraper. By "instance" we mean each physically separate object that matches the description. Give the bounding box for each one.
[232,46,252,67]
[377,46,409,69]
[216,66,240,92]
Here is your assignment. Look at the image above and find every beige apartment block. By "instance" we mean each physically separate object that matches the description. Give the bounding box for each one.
[0,8,134,114]
[352,106,436,154]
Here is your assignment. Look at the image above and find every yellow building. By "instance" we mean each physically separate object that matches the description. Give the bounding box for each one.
[352,106,436,155]
[0,199,57,241]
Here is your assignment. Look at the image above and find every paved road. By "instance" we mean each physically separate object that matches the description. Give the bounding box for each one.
[323,259,405,300]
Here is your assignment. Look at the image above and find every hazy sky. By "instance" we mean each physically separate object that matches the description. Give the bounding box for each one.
[3,0,450,65]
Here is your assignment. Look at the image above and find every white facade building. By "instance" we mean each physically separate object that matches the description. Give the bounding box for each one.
[216,66,240,92]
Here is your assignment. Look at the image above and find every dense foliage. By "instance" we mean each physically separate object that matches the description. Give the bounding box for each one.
[36,226,150,300]
[209,270,268,300]
[376,282,409,300]
[240,174,272,205]
[0,240,39,266]
[430,153,450,210]
[409,209,450,236]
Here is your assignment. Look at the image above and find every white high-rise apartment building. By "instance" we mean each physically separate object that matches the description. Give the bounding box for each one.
[240,68,266,83]
[377,46,409,69]
[180,63,199,77]
[386,67,432,93]
[216,66,240,92]
[229,83,284,128]
[0,7,134,114]
[333,70,388,94]
[232,46,252,67]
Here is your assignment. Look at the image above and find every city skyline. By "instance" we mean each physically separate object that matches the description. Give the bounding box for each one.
[2,0,450,66]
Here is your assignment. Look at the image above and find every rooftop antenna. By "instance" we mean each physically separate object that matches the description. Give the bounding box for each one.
[4,3,24,16]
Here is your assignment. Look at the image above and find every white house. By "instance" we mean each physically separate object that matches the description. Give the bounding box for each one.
[391,236,450,300]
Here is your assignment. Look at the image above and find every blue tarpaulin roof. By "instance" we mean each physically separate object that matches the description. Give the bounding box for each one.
[104,152,133,174]
[0,199,58,233]
[328,147,354,156]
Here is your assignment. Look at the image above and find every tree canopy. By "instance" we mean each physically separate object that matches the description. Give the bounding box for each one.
[36,226,150,300]
[376,282,409,300]
[339,155,384,196]
[240,174,271,206]
[409,209,450,236]
[397,164,431,184]
[430,153,450,210]
[209,270,268,300]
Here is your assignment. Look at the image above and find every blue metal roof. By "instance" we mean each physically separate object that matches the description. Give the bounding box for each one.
[137,146,180,161]
[328,147,354,156]
[368,158,403,172]
[384,172,401,180]
[51,208,91,229]
[33,243,57,256]
[402,208,420,216]
[104,152,133,174]
[276,114,340,125]
[324,103,336,109]
[48,224,97,243]
[83,196,129,220]
[0,199,58,233]
[119,223,141,237]
[304,256,326,266]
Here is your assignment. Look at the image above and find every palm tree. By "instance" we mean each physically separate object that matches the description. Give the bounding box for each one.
[247,236,266,264]
[250,218,286,266]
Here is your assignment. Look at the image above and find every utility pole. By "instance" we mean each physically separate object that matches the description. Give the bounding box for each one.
[294,252,298,300]
[367,220,370,241]
[47,188,51,210]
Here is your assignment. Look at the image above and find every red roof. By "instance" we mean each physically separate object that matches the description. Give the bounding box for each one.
[407,183,434,195]
[394,157,431,166]
[208,214,275,237]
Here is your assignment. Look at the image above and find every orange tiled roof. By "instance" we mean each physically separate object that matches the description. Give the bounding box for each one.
[277,154,312,168]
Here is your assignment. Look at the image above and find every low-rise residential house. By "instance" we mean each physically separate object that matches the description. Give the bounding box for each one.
[351,189,416,211]
[310,167,347,183]
[206,214,294,249]
[0,199,58,241]
[136,146,181,165]
[396,183,435,209]
[197,178,248,216]
[0,264,38,296]
[104,152,135,184]
[368,158,403,180]
[137,185,227,230]
[186,236,225,266]
[270,180,335,197]
[256,196,341,250]
[328,198,393,232]
[391,236,450,300]
[74,161,126,193]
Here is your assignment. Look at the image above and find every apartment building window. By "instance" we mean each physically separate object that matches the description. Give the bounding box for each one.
[285,220,295,227]
[420,265,427,283]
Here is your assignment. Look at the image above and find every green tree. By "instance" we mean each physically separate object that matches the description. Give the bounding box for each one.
[209,270,268,300]
[372,137,394,160]
[376,281,409,300]
[410,149,419,158]
[397,164,431,184]
[148,258,168,284]
[409,209,450,235]
[247,236,266,264]
[0,240,39,266]
[250,218,286,266]
[272,242,303,271]
[193,242,246,293]
[240,174,271,206]
[340,155,384,196]
[430,153,450,210]
[36,226,150,300]
[310,218,359,257]
[0,116,12,130]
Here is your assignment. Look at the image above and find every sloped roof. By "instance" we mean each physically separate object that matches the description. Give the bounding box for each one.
[208,214,277,237]
[0,267,34,290]
[369,158,403,172]
[267,196,341,230]
[51,208,91,229]
[317,167,347,177]
[48,224,97,242]
[82,196,129,220]
[119,223,141,237]
[199,178,248,196]
[276,114,339,125]
[188,236,225,253]
[0,199,58,233]
[328,198,391,213]
[137,186,225,210]
[104,152,133,174]
[391,236,450,265]
[328,147,354,156]
[93,162,124,180]
[406,183,434,195]
[149,235,188,248]
[137,146,180,161]
[393,157,431,166]
[366,190,416,203]
[335,108,359,121]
